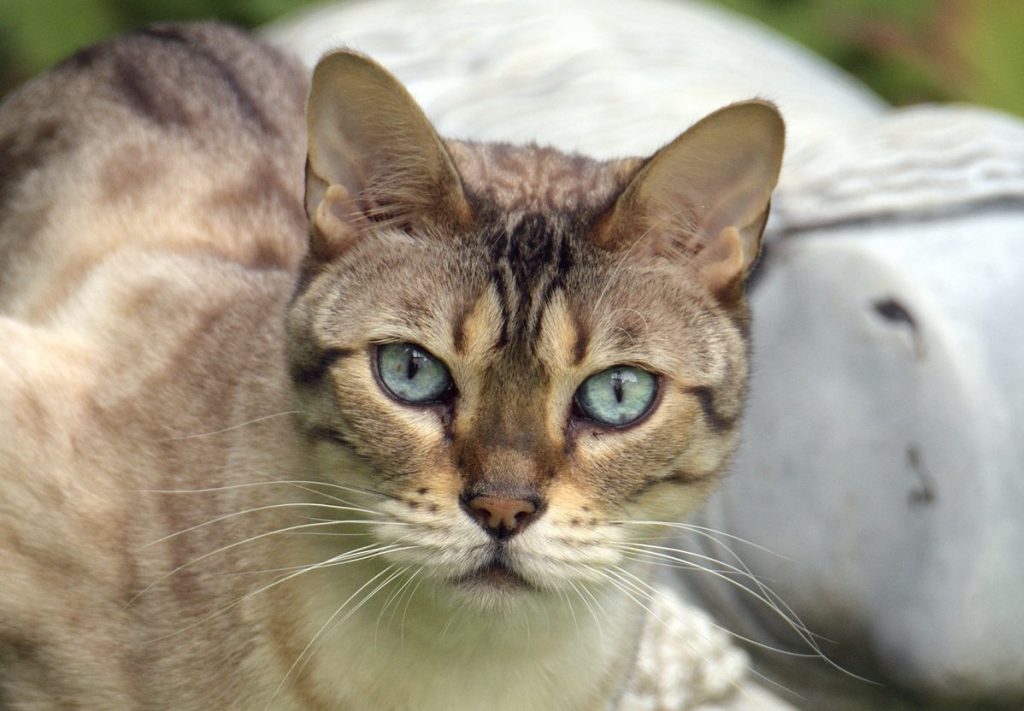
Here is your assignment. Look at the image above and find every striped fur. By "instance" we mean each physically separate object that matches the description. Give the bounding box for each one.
[0,27,782,710]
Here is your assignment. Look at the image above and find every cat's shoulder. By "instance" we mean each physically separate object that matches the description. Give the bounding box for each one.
[0,23,310,316]
[0,22,308,156]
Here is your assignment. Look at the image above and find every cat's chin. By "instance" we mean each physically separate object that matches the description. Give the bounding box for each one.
[458,559,531,588]
[449,560,539,609]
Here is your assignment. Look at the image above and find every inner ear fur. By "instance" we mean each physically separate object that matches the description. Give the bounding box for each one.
[304,50,472,260]
[595,101,785,298]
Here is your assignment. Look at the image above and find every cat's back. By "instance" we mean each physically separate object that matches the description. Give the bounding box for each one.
[0,22,310,319]
[0,27,311,707]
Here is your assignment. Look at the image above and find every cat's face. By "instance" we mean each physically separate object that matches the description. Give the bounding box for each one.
[287,52,783,608]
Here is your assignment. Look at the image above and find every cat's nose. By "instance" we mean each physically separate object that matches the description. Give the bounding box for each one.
[461,492,542,540]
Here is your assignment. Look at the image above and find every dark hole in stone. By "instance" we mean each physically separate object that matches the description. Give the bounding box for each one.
[873,298,916,330]
[874,297,925,359]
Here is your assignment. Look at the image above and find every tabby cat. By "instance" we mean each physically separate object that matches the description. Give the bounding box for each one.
[0,23,783,710]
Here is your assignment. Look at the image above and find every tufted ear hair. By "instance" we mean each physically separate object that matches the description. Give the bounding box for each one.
[594,101,785,300]
[304,50,472,261]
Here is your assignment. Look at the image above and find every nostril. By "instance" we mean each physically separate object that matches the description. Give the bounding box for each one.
[462,494,542,539]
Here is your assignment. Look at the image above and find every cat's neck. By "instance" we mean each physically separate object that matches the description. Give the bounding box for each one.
[264,536,646,711]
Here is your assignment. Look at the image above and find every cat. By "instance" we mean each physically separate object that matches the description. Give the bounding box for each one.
[0,22,784,711]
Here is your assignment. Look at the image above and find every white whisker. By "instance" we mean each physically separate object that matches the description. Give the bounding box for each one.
[611,519,788,560]
[615,544,818,644]
[612,547,873,683]
[618,539,824,646]
[156,411,303,441]
[381,566,424,640]
[145,543,412,643]
[128,519,405,606]
[399,573,426,646]
[140,504,387,550]
[265,565,406,710]
[616,560,815,661]
[140,477,391,508]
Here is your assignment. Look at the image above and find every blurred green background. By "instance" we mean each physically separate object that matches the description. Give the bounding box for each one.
[1,0,1022,115]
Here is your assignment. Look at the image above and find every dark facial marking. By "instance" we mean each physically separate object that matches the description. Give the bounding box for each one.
[489,266,512,349]
[629,469,712,500]
[487,212,577,348]
[504,213,556,289]
[306,425,356,450]
[531,227,574,340]
[290,347,353,386]
[689,386,738,433]
[452,302,469,354]
[571,313,590,366]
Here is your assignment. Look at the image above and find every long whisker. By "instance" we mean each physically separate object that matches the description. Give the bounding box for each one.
[399,573,426,646]
[128,518,403,606]
[614,547,874,684]
[156,410,303,441]
[556,587,581,640]
[616,522,822,647]
[613,560,814,661]
[614,543,818,644]
[147,543,415,643]
[588,564,765,700]
[265,565,407,710]
[377,566,423,642]
[140,477,395,506]
[611,519,787,559]
[573,577,610,651]
[140,504,388,550]
[617,541,772,587]
[617,539,827,649]
[142,480,369,511]
[610,563,808,700]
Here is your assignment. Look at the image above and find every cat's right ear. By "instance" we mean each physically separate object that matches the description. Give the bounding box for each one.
[595,101,784,302]
[304,51,472,261]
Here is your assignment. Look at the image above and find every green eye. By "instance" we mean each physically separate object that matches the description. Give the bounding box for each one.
[376,343,453,404]
[574,366,657,427]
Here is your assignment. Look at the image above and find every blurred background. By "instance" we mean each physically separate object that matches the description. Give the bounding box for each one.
[1,0,1023,115]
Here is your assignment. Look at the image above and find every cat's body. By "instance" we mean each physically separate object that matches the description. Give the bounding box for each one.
[0,24,783,710]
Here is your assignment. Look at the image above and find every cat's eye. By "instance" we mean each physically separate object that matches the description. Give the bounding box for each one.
[376,343,453,404]
[574,366,657,427]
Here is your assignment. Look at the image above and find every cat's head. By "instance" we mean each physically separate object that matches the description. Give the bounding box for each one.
[286,51,783,608]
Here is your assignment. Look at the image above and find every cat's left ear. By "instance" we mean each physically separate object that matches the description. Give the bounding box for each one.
[595,101,784,299]
[304,50,472,261]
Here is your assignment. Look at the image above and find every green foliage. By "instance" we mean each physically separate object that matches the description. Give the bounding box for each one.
[0,0,1022,116]
[716,0,1024,114]
[0,0,322,95]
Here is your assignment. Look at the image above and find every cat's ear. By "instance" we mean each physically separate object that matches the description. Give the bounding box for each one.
[304,51,472,260]
[595,101,784,299]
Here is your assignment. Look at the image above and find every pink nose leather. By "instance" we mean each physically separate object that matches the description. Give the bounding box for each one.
[465,495,538,539]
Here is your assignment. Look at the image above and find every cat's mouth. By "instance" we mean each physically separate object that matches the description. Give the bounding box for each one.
[456,555,532,591]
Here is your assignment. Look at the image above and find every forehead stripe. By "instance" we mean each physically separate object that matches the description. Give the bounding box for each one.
[488,213,577,348]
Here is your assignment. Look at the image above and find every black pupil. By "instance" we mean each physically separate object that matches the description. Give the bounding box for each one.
[406,349,423,380]
[612,371,624,403]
